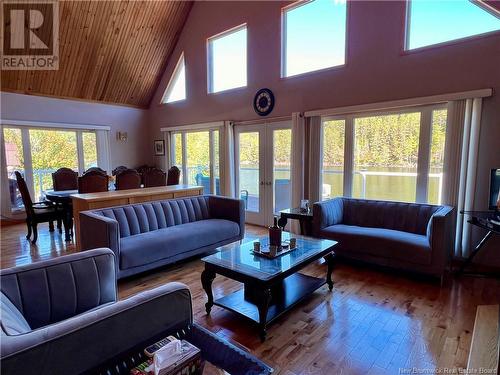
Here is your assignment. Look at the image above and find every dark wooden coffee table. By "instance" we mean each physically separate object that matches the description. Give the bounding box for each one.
[201,233,337,341]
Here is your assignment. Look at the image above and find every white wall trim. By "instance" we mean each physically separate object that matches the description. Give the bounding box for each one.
[305,89,493,118]
[0,119,111,131]
[160,121,224,133]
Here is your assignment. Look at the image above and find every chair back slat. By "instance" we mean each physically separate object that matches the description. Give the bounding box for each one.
[167,166,181,186]
[143,168,166,188]
[78,171,109,194]
[115,169,141,190]
[52,168,78,191]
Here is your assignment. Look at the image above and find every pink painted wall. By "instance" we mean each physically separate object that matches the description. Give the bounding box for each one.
[1,92,150,170]
[149,1,500,264]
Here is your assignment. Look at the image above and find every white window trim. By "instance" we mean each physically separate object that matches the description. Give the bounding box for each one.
[306,89,492,118]
[281,0,348,78]
[164,125,221,193]
[206,23,247,94]
[161,52,186,104]
[404,0,500,52]
[1,122,109,216]
[320,103,447,203]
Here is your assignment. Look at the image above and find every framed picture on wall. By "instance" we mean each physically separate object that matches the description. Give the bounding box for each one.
[154,140,165,156]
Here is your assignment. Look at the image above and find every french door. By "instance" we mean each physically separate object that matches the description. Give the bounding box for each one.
[235,121,292,226]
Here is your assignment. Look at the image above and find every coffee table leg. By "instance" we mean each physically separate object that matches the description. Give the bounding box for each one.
[325,253,336,291]
[201,268,216,314]
[257,288,272,342]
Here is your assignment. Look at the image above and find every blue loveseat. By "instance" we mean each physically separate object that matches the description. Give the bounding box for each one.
[313,198,454,279]
[80,195,244,278]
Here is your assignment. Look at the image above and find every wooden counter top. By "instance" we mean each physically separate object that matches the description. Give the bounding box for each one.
[70,185,203,202]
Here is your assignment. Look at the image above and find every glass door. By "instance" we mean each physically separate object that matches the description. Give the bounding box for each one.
[235,121,292,226]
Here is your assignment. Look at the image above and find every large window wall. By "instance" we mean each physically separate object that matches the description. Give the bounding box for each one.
[1,124,104,214]
[170,128,220,194]
[320,104,447,204]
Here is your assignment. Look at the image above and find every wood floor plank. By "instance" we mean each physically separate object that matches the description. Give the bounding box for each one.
[1,223,500,374]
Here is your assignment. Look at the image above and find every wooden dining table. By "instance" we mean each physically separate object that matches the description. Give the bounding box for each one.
[44,189,77,242]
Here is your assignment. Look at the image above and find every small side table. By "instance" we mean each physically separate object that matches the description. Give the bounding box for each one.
[279,207,314,236]
[457,210,500,276]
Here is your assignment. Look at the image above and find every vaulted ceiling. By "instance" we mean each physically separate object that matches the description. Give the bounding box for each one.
[1,1,193,108]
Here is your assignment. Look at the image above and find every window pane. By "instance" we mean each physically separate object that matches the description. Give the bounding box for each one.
[163,54,186,103]
[213,130,220,195]
[30,129,78,200]
[353,113,421,202]
[428,109,447,204]
[82,132,97,170]
[407,0,500,50]
[239,132,259,212]
[209,26,247,93]
[273,129,291,213]
[3,128,25,211]
[186,131,210,194]
[322,120,345,200]
[284,0,346,77]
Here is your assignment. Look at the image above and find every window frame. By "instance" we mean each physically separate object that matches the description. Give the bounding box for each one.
[161,52,186,104]
[319,103,447,203]
[281,0,349,79]
[169,127,221,194]
[207,24,248,94]
[404,0,500,53]
[1,122,107,216]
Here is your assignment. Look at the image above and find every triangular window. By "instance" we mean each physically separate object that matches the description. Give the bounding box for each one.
[406,0,500,50]
[162,53,186,103]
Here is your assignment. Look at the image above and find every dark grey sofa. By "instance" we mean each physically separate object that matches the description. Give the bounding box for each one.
[80,195,245,279]
[0,248,272,375]
[313,198,454,278]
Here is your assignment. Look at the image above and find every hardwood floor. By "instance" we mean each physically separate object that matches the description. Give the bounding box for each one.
[1,223,500,374]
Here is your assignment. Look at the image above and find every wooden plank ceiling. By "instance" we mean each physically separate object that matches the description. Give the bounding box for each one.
[1,1,193,108]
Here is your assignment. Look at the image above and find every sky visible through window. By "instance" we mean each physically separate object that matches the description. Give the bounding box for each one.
[284,0,346,77]
[408,0,500,50]
[209,26,247,93]
[164,55,186,103]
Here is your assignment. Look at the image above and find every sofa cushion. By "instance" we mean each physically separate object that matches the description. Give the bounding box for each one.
[1,292,31,335]
[120,219,240,270]
[320,224,431,265]
[341,199,440,235]
[97,196,211,238]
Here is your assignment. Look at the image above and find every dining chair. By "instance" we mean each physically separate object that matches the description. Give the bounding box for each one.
[112,165,128,176]
[78,171,109,194]
[15,172,63,244]
[115,169,141,190]
[142,167,167,187]
[167,166,181,185]
[52,167,78,191]
[84,167,107,176]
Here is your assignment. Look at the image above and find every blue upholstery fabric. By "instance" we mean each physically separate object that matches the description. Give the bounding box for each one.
[340,198,439,235]
[0,292,31,335]
[321,225,431,264]
[0,249,116,329]
[80,195,245,278]
[313,198,454,277]
[120,219,240,270]
[97,196,211,238]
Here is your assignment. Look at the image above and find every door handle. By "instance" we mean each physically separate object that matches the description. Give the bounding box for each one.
[260,181,265,185]
[266,181,272,186]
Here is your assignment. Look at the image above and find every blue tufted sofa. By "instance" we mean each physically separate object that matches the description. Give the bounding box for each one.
[0,249,272,375]
[79,195,244,279]
[313,198,454,279]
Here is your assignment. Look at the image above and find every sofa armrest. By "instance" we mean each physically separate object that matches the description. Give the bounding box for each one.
[312,198,344,237]
[0,248,117,331]
[1,282,192,375]
[80,211,120,261]
[427,205,454,274]
[208,196,245,239]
